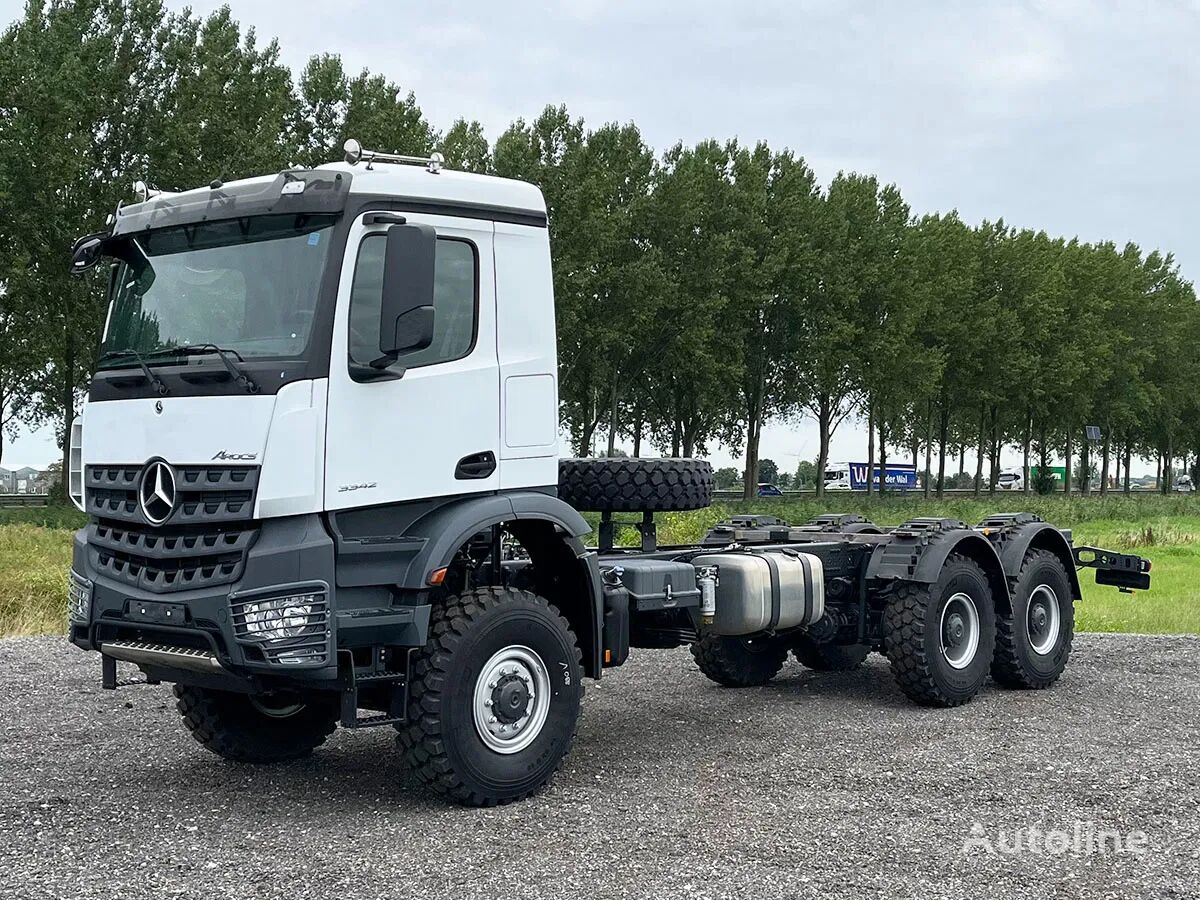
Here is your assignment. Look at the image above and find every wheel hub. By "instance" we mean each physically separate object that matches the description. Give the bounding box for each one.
[1027,584,1061,656]
[491,674,532,724]
[944,613,966,646]
[939,592,980,670]
[472,645,552,755]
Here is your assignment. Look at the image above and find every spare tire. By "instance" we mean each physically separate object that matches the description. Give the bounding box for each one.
[558,458,713,513]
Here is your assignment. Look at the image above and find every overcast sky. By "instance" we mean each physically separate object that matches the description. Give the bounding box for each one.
[4,0,1198,474]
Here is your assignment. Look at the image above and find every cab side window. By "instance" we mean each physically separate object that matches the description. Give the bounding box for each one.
[348,234,477,368]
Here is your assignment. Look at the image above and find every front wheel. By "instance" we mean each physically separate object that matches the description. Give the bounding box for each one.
[173,686,338,763]
[398,587,583,806]
[883,553,997,707]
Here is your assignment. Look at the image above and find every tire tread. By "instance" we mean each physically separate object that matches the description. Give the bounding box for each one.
[558,458,713,513]
[883,553,992,707]
[691,633,788,687]
[173,686,336,763]
[991,548,1075,689]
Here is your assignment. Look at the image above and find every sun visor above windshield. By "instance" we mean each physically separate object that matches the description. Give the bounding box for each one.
[111,169,353,237]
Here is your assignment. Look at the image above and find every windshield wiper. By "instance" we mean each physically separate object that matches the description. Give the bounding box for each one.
[150,344,260,394]
[97,349,169,395]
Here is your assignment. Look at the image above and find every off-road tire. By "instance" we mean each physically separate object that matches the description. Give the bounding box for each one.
[173,686,338,763]
[397,587,583,807]
[791,636,872,671]
[557,457,713,513]
[992,549,1075,689]
[691,632,788,687]
[883,554,997,707]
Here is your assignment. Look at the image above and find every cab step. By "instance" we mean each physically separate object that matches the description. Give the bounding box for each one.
[338,656,411,729]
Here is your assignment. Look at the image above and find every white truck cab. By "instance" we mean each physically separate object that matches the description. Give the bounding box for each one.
[77,147,559,515]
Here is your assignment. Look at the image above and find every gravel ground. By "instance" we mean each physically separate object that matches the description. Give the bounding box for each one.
[1,633,1198,900]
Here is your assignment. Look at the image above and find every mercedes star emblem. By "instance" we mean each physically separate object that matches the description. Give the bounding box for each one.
[138,460,177,526]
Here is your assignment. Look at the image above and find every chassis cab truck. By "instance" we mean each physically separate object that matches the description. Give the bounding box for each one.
[66,143,1151,806]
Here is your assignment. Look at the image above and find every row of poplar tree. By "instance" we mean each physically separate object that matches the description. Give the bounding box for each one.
[2,1,1196,498]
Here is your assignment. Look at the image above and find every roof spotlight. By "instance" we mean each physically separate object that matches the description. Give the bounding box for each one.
[343,139,363,165]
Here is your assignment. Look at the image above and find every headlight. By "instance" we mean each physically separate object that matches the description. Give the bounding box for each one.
[233,592,326,643]
[68,571,93,624]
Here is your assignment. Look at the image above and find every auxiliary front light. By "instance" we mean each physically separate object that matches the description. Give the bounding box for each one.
[68,571,93,624]
[236,593,325,643]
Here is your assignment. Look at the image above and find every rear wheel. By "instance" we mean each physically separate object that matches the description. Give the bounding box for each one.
[691,632,788,687]
[791,636,871,671]
[991,549,1075,689]
[883,554,996,707]
[173,686,338,763]
[397,587,583,806]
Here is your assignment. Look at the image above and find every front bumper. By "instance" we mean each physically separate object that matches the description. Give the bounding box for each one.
[69,513,429,686]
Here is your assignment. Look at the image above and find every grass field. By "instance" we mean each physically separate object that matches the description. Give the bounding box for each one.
[2,495,1198,637]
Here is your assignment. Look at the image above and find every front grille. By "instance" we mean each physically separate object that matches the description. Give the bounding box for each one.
[85,464,259,526]
[85,461,261,594]
[88,520,258,593]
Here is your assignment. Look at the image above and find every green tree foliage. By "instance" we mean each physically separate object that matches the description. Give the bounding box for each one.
[795,460,817,488]
[1,2,1195,494]
[0,0,172,476]
[713,466,740,490]
[757,458,779,485]
[438,119,492,173]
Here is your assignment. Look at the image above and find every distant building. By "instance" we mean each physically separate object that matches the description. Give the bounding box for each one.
[0,465,52,494]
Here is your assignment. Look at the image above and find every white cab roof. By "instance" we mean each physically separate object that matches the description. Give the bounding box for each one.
[322,161,546,216]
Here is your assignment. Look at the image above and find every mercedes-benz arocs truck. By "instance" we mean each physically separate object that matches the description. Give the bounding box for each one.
[65,141,1151,806]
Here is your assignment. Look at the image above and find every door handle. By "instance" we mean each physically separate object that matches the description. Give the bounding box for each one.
[455,451,497,480]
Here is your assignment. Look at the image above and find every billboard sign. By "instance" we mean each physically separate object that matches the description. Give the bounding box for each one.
[846,463,919,491]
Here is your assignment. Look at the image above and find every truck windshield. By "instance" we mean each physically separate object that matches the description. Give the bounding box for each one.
[99,214,337,366]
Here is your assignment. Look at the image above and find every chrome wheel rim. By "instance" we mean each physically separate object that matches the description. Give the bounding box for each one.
[472,645,551,755]
[1027,584,1061,655]
[940,592,980,670]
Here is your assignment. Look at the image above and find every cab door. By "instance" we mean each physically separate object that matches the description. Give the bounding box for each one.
[324,212,498,508]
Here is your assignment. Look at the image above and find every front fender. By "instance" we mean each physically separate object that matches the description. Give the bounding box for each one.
[414,492,590,587]
[328,491,590,590]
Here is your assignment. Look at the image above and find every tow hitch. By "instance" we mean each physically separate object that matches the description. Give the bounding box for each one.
[1073,546,1152,593]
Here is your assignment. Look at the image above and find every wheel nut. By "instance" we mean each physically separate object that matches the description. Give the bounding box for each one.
[488,716,497,724]
[484,699,493,708]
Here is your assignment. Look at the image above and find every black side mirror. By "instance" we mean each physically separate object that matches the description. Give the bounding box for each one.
[375,223,436,367]
[70,233,107,275]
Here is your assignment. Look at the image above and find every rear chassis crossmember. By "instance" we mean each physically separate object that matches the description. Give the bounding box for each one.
[1073,545,1152,592]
